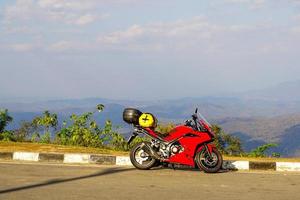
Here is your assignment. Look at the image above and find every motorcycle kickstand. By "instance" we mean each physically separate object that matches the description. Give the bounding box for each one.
[171,164,176,170]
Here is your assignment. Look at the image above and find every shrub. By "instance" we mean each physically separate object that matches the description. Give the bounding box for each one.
[155,123,176,135]
[31,132,40,143]
[40,132,51,144]
[13,121,38,142]
[248,143,278,157]
[55,105,117,148]
[0,131,15,141]
[212,125,244,156]
[0,109,13,133]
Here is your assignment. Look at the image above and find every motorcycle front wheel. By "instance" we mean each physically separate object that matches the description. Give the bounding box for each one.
[195,147,223,173]
[130,142,157,170]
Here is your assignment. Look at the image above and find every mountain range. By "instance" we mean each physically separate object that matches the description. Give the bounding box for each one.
[1,80,300,156]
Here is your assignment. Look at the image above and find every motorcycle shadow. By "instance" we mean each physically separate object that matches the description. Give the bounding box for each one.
[151,164,232,173]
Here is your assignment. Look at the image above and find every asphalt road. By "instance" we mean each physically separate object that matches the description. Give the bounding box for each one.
[0,162,299,200]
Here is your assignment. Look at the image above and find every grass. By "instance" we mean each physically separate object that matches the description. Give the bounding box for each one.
[224,156,300,162]
[1,141,300,162]
[0,141,128,156]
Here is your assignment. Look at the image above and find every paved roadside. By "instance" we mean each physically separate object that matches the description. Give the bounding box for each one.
[0,162,300,200]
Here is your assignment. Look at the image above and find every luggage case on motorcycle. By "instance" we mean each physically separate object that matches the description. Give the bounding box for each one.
[123,108,157,128]
[123,108,142,125]
[139,113,157,128]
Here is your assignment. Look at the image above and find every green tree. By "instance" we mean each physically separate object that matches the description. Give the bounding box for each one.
[31,111,58,143]
[0,109,14,141]
[0,109,13,133]
[212,125,244,156]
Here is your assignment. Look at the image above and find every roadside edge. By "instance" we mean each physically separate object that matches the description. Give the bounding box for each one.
[1,151,299,172]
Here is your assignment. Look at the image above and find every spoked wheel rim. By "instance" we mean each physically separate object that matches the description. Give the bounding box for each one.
[133,146,155,167]
[200,151,219,168]
[130,142,157,170]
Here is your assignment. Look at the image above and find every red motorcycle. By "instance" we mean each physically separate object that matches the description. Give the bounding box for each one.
[123,108,223,173]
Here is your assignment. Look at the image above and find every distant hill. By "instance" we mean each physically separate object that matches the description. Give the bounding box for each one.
[239,80,300,102]
[1,80,300,156]
[216,115,300,156]
[278,124,300,156]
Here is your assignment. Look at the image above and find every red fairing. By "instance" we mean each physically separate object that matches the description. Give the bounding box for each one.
[196,142,216,154]
[164,126,196,142]
[146,126,214,167]
[145,128,160,138]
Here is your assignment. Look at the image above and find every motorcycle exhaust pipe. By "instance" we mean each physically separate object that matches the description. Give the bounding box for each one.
[140,142,166,162]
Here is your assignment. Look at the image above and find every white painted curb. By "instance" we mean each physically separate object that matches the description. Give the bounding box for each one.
[116,156,133,166]
[223,161,250,170]
[64,154,90,164]
[276,162,300,172]
[13,152,39,162]
[3,151,300,172]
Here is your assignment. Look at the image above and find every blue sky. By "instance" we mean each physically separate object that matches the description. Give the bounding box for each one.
[0,0,300,101]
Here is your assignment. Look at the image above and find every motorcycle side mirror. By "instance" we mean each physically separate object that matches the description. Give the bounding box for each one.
[195,108,198,114]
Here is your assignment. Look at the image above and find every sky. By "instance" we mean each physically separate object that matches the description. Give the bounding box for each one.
[0,0,300,101]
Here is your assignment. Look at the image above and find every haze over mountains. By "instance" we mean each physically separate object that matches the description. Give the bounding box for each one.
[1,80,300,156]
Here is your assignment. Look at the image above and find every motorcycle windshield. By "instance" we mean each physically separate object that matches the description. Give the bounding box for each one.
[197,112,212,128]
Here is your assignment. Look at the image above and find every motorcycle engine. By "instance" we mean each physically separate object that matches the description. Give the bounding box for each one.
[151,140,183,158]
[170,144,182,155]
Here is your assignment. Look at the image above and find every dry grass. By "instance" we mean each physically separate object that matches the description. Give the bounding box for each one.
[224,156,300,162]
[0,141,128,156]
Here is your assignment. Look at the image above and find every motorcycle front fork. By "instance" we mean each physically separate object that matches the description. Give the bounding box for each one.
[204,144,213,159]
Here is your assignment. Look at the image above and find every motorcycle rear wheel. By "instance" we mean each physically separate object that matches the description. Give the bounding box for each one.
[195,147,223,173]
[130,142,157,170]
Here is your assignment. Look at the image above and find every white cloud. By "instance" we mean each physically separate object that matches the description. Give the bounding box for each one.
[48,41,73,51]
[96,17,256,53]
[252,0,266,8]
[74,13,109,26]
[2,16,280,55]
[3,0,36,23]
[293,14,300,21]
[225,0,249,3]
[74,14,96,25]
[258,41,290,54]
[98,25,144,44]
[290,26,300,33]
[224,0,266,9]
[47,40,95,52]
[291,0,300,4]
[9,43,36,52]
[2,0,108,26]
[97,17,215,45]
[37,0,96,10]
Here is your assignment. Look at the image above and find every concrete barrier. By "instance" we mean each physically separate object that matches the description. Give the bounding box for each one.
[116,156,132,166]
[0,152,13,160]
[64,154,90,164]
[39,153,64,163]
[276,162,300,172]
[89,155,116,165]
[249,161,276,171]
[223,161,249,170]
[13,152,39,162]
[1,151,300,172]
